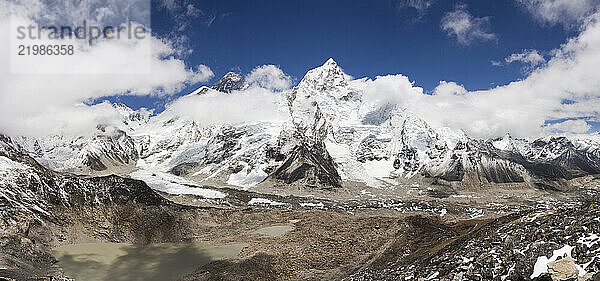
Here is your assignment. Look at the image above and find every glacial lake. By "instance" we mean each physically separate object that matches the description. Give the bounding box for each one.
[251,225,294,237]
[52,242,247,281]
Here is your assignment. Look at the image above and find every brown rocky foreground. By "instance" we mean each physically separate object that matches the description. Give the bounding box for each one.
[1,169,599,281]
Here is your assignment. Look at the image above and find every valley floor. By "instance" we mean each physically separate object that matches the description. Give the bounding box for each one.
[1,181,600,281]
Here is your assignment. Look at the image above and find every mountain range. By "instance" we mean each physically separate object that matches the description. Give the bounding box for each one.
[9,58,600,196]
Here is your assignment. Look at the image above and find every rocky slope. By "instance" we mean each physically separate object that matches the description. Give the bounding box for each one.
[346,198,600,281]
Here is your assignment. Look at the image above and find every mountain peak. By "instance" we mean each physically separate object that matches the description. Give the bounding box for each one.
[299,58,347,90]
[324,57,338,66]
[210,72,246,93]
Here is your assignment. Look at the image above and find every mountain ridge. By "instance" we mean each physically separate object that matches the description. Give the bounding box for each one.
[9,58,600,192]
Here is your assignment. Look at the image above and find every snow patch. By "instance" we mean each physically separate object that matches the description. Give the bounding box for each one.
[300,202,325,208]
[0,156,28,171]
[130,169,226,199]
[578,233,599,248]
[227,165,268,188]
[440,208,447,217]
[530,245,588,279]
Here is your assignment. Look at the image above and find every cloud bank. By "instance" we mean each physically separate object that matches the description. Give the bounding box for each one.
[169,87,287,127]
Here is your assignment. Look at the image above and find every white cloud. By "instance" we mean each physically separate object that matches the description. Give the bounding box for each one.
[441,4,497,45]
[516,0,600,27]
[169,87,287,126]
[0,0,213,137]
[394,0,435,15]
[544,119,591,133]
[432,81,468,96]
[190,65,215,84]
[359,11,600,138]
[361,74,424,108]
[504,49,546,68]
[169,65,293,126]
[246,65,292,91]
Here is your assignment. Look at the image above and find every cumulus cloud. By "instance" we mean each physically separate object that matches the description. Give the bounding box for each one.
[0,0,213,137]
[360,74,424,109]
[441,4,497,45]
[432,81,468,96]
[245,65,292,91]
[494,49,547,70]
[516,0,600,27]
[190,65,215,84]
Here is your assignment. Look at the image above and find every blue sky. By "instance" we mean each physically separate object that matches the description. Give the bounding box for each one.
[105,0,576,112]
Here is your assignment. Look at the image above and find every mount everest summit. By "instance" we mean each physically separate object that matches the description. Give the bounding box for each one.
[10,58,600,194]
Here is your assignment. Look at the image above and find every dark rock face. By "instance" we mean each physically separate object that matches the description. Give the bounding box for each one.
[396,147,420,172]
[357,136,389,162]
[435,155,465,181]
[84,154,107,171]
[204,127,245,164]
[89,126,138,166]
[266,84,343,189]
[425,136,600,188]
[271,142,342,189]
[477,160,526,183]
[210,72,246,93]
[0,139,166,220]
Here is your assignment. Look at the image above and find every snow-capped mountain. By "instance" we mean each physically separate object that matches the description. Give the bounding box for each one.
[0,134,164,231]
[13,103,146,175]
[210,72,247,93]
[9,59,600,192]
